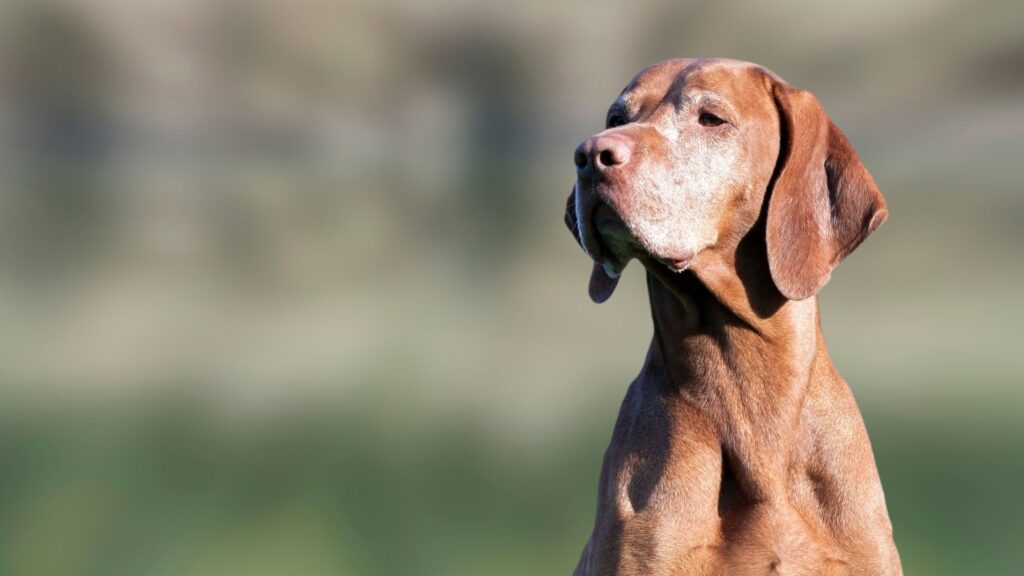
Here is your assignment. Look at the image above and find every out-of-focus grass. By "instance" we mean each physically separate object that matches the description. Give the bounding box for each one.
[866,398,1024,576]
[1,385,1022,576]
[0,393,602,576]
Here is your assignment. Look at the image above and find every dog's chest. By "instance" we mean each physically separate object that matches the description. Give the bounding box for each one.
[593,386,725,571]
[590,381,850,576]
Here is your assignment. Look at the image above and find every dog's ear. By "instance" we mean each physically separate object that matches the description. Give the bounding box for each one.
[766,82,888,300]
[565,189,619,303]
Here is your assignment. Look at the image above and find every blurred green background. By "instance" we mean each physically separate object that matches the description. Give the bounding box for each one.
[0,0,1022,574]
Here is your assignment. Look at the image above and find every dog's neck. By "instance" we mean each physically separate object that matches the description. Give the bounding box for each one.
[644,263,822,377]
[640,245,830,500]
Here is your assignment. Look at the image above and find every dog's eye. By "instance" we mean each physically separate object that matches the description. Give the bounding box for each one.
[607,113,627,128]
[698,112,726,127]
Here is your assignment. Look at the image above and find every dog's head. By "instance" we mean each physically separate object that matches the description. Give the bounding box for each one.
[565,58,886,303]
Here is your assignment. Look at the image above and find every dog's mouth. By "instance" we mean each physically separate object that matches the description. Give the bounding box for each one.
[592,202,632,250]
[570,184,697,276]
[575,192,630,276]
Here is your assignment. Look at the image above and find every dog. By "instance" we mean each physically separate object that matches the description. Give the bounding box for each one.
[564,58,902,576]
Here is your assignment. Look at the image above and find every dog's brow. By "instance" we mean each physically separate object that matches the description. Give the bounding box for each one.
[665,65,699,102]
[696,92,734,112]
[618,81,640,105]
[612,94,637,117]
[673,92,695,112]
[676,91,738,121]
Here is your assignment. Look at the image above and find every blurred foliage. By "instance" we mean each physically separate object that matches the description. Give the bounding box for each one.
[0,0,1021,574]
[1,393,1023,575]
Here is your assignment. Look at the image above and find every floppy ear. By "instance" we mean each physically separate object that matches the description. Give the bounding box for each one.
[766,83,888,300]
[565,189,619,303]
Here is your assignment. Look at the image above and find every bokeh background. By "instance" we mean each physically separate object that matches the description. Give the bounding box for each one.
[0,0,1021,574]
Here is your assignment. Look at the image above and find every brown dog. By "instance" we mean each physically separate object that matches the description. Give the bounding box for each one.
[564,59,901,576]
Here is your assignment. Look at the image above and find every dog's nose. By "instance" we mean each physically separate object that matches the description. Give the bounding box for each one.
[574,134,631,179]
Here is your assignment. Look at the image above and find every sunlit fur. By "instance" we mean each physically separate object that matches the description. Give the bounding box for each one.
[567,58,899,576]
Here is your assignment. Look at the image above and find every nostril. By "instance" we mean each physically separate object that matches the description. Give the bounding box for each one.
[574,150,588,169]
[599,149,615,167]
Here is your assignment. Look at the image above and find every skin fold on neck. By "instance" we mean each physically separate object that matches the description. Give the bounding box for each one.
[637,240,827,505]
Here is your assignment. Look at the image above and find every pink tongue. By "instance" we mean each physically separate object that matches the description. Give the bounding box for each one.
[588,263,620,303]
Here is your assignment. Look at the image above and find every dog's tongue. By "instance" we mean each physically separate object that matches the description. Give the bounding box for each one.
[588,262,620,303]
